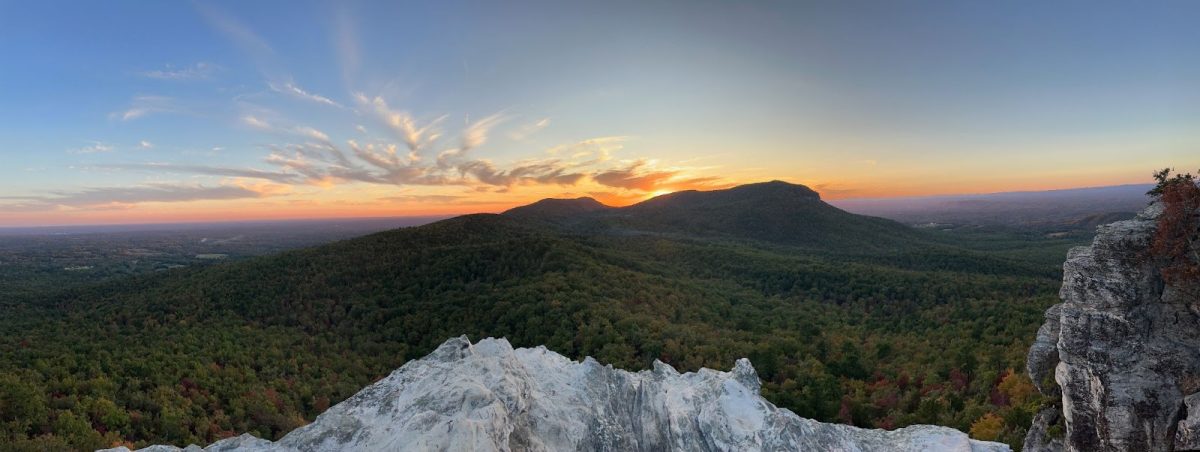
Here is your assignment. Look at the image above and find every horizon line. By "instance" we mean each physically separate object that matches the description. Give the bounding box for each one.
[1,181,1156,230]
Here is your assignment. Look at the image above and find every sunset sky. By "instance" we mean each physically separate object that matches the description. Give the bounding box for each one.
[1,1,1197,226]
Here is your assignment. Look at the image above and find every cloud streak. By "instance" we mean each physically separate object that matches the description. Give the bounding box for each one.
[509,117,550,141]
[139,62,219,80]
[99,163,301,184]
[70,142,114,154]
[0,183,283,212]
[195,2,275,73]
[436,114,505,169]
[354,93,445,153]
[548,136,626,164]
[592,159,729,192]
[112,96,179,121]
[241,115,273,130]
[269,80,341,107]
[199,3,340,110]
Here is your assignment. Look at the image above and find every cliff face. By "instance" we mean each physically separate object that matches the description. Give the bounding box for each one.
[104,337,1006,452]
[1025,204,1200,452]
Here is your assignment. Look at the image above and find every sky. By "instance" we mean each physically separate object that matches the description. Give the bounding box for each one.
[0,0,1197,226]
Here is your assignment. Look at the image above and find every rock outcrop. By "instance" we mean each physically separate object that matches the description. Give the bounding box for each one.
[1025,203,1200,452]
[104,336,1007,452]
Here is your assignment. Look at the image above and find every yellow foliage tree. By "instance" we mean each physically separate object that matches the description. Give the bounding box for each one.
[969,412,1004,441]
[998,368,1037,406]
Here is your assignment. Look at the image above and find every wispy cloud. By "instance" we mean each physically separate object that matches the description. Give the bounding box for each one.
[462,114,505,151]
[509,117,550,141]
[334,5,361,85]
[548,136,626,163]
[198,2,339,112]
[455,158,586,187]
[111,95,178,121]
[70,142,114,154]
[139,140,154,149]
[592,160,675,191]
[379,194,464,203]
[195,3,275,73]
[139,62,219,80]
[0,183,283,212]
[592,159,728,192]
[436,114,505,168]
[377,193,501,206]
[99,163,301,184]
[292,126,330,143]
[269,80,341,107]
[199,1,345,120]
[269,139,453,187]
[239,113,336,146]
[353,93,445,153]
[241,115,273,130]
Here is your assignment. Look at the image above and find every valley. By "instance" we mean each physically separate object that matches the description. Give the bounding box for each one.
[0,182,1085,451]
[0,217,443,303]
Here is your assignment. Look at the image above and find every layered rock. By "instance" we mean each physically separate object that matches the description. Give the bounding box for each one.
[1025,204,1200,452]
[104,336,1006,452]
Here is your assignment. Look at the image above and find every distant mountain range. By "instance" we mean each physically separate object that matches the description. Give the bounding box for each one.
[829,184,1152,229]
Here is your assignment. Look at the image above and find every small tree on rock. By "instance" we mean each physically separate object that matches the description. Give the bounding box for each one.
[1147,168,1200,290]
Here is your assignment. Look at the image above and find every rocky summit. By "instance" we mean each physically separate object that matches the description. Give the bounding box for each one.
[102,336,1006,452]
[1025,203,1200,452]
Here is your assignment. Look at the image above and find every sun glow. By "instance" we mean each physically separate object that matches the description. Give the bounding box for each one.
[649,189,673,198]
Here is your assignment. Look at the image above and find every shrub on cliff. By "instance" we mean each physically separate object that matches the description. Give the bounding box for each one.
[1148,168,1200,289]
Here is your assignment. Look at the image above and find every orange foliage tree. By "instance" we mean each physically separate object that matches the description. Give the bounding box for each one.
[969,412,1005,441]
[1148,168,1200,290]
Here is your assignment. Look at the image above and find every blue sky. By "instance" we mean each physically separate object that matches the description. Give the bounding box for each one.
[0,1,1197,225]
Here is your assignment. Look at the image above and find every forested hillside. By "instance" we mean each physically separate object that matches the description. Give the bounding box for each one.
[0,183,1083,451]
[506,180,932,252]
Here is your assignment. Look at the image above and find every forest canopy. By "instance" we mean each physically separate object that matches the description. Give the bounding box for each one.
[0,204,1083,451]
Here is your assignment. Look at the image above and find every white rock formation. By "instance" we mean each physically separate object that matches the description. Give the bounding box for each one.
[103,336,1007,452]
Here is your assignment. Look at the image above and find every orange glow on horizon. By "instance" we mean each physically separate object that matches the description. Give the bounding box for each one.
[0,170,1164,228]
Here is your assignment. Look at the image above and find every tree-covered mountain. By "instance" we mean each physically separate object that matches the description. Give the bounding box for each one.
[505,180,929,251]
[502,196,612,220]
[0,182,1077,451]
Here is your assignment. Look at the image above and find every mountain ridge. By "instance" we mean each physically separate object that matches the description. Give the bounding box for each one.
[502,197,612,219]
[504,180,926,251]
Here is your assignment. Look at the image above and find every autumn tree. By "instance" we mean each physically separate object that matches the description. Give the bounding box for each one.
[1148,168,1200,290]
[969,412,1004,441]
